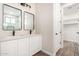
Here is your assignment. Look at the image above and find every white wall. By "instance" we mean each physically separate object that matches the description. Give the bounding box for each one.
[35,3,53,53]
[0,3,36,38]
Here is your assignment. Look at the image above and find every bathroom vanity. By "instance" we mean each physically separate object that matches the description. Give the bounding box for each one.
[0,34,42,56]
[0,4,42,56]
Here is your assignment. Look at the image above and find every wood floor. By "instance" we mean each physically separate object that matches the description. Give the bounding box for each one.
[33,51,49,56]
[33,40,79,56]
[56,41,79,56]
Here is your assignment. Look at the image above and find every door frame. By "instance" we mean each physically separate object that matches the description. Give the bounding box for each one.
[52,3,63,56]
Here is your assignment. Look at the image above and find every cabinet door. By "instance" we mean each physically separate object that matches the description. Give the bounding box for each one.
[18,38,29,56]
[0,40,18,56]
[29,36,42,56]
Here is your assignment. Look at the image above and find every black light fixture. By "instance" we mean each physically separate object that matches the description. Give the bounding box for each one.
[20,3,26,6]
[20,3,31,8]
[29,5,31,8]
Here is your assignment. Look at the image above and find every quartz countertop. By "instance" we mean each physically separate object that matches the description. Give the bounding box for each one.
[0,34,41,42]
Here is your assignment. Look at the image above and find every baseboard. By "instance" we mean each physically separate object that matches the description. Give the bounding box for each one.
[41,49,53,56]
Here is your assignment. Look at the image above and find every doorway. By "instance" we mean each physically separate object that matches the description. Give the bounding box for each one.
[56,3,79,56]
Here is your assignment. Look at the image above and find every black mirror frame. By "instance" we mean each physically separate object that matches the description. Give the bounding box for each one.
[2,4,22,31]
[23,11,35,31]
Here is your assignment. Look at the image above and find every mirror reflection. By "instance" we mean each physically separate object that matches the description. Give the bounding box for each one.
[24,12,34,30]
[3,4,22,30]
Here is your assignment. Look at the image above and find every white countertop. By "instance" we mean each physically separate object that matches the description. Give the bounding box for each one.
[0,34,41,42]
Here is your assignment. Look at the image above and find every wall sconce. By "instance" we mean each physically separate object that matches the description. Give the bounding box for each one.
[20,3,31,8]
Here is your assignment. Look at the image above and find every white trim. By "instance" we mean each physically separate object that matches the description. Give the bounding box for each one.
[41,49,53,56]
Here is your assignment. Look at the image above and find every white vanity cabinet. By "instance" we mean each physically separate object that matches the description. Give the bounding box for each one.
[29,36,42,56]
[18,38,29,56]
[0,40,18,56]
[0,35,42,56]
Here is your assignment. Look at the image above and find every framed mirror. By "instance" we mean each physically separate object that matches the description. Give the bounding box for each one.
[3,4,22,31]
[24,11,34,30]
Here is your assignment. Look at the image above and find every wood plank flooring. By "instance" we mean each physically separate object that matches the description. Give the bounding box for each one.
[56,41,79,56]
[33,51,49,56]
[33,40,79,56]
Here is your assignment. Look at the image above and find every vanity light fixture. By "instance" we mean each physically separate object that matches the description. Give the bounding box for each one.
[20,3,31,8]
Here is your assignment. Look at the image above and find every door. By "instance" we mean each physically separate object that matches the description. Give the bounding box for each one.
[18,38,29,56]
[53,3,62,55]
[0,40,18,56]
